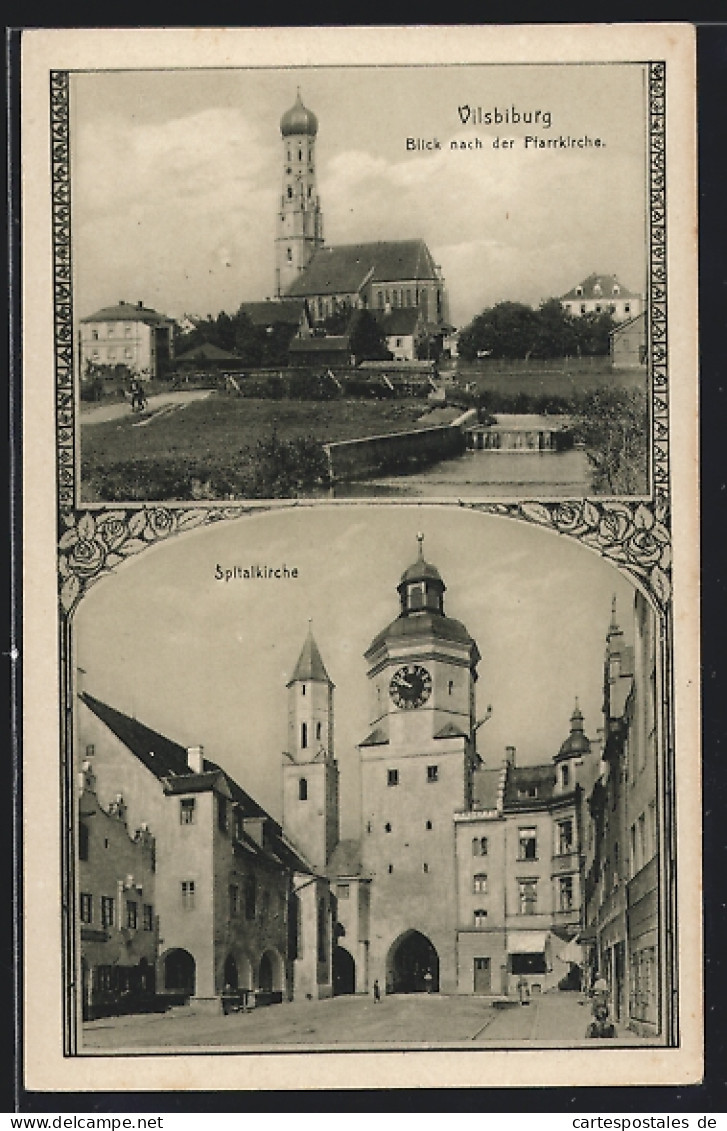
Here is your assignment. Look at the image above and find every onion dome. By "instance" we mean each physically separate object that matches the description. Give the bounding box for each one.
[280,91,318,137]
[555,700,591,762]
[397,532,445,605]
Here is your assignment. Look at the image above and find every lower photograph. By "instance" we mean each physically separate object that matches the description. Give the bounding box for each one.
[68,503,671,1053]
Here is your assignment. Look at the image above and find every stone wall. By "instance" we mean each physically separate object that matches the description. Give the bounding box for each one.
[324,423,465,482]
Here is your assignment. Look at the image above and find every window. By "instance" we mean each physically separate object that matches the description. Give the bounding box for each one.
[560,763,570,789]
[217,795,228,833]
[518,827,537,860]
[80,893,93,924]
[423,862,429,873]
[233,808,243,841]
[473,873,488,894]
[180,798,195,825]
[229,884,239,917]
[315,721,322,741]
[181,881,195,911]
[518,785,538,799]
[387,768,399,787]
[79,823,89,861]
[299,777,308,801]
[287,186,293,199]
[336,883,350,900]
[624,303,631,315]
[518,878,538,914]
[557,819,574,856]
[638,812,647,866]
[85,743,95,757]
[594,282,602,296]
[91,329,99,340]
[245,876,256,920]
[425,820,433,831]
[142,904,153,931]
[630,822,638,876]
[388,864,394,874]
[580,303,587,314]
[575,285,583,296]
[595,304,602,314]
[448,680,454,696]
[126,900,138,930]
[472,836,488,856]
[101,896,115,928]
[301,722,308,749]
[301,684,306,696]
[474,908,488,928]
[558,875,574,912]
[427,765,439,783]
[384,822,392,833]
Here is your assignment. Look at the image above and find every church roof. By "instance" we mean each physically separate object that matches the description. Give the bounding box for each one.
[555,701,591,762]
[359,725,389,748]
[287,629,333,686]
[81,300,173,326]
[433,722,470,740]
[288,336,351,354]
[285,240,440,298]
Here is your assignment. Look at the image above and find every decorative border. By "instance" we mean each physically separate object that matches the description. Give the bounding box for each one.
[49,60,677,1054]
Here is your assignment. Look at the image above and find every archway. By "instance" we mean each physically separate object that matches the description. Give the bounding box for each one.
[163,948,196,995]
[386,930,440,994]
[258,949,283,993]
[332,946,356,995]
[223,953,238,991]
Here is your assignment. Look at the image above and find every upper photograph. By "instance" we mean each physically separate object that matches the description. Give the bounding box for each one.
[72,62,653,503]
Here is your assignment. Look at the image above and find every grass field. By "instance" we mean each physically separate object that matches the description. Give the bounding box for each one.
[452,364,645,400]
[80,393,438,501]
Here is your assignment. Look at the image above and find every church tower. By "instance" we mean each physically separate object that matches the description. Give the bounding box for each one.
[275,91,324,298]
[358,536,481,994]
[282,626,339,871]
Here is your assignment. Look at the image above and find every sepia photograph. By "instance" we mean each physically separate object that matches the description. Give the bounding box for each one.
[70,507,666,1051]
[19,24,700,1095]
[71,59,652,504]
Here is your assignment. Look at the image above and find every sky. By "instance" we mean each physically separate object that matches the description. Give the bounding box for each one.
[70,62,649,329]
[75,505,637,839]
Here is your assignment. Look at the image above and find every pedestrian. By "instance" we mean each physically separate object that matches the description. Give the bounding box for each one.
[424,969,433,994]
[373,979,381,1003]
[586,1003,616,1039]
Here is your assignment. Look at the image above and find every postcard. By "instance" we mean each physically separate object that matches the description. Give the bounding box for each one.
[20,24,700,1094]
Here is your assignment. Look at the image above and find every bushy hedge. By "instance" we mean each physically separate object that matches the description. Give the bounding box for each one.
[82,433,331,502]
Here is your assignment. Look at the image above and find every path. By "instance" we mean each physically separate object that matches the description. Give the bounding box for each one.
[80,389,211,425]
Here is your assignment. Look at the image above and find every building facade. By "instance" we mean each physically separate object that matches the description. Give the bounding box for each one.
[78,300,175,381]
[580,592,661,1035]
[560,274,643,321]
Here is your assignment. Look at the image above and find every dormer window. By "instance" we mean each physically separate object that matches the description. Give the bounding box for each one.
[593,282,602,296]
[518,785,538,799]
[575,285,583,296]
[612,284,620,295]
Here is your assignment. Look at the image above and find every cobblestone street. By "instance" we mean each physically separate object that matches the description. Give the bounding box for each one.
[82,991,661,1052]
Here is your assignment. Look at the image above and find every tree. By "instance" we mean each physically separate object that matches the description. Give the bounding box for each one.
[348,309,392,362]
[457,301,539,360]
[572,387,648,494]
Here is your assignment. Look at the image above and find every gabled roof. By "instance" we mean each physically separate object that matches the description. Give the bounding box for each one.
[81,301,173,326]
[433,722,469,740]
[560,273,639,301]
[286,240,440,298]
[238,300,308,328]
[288,336,351,353]
[80,692,315,875]
[175,342,236,362]
[374,307,423,337]
[287,629,333,686]
[502,763,557,809]
[359,725,389,748]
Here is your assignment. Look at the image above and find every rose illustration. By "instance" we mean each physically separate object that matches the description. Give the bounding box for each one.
[551,502,586,535]
[597,509,633,547]
[66,534,106,579]
[96,514,129,552]
[146,507,177,539]
[626,529,665,569]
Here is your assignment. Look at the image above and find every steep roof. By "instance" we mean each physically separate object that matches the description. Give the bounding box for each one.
[81,300,173,326]
[328,838,363,877]
[286,240,440,298]
[560,273,639,301]
[374,308,423,336]
[287,629,334,686]
[503,763,557,810]
[80,692,314,874]
[288,336,351,354]
[238,300,307,328]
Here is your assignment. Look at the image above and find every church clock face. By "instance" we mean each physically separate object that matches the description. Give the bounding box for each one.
[389,664,432,709]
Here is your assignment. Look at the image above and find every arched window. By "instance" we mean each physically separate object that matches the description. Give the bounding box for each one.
[473,873,488,894]
[299,778,308,801]
[301,722,308,749]
[316,721,322,741]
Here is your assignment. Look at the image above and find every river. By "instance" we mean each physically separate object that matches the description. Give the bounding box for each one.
[330,448,592,499]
